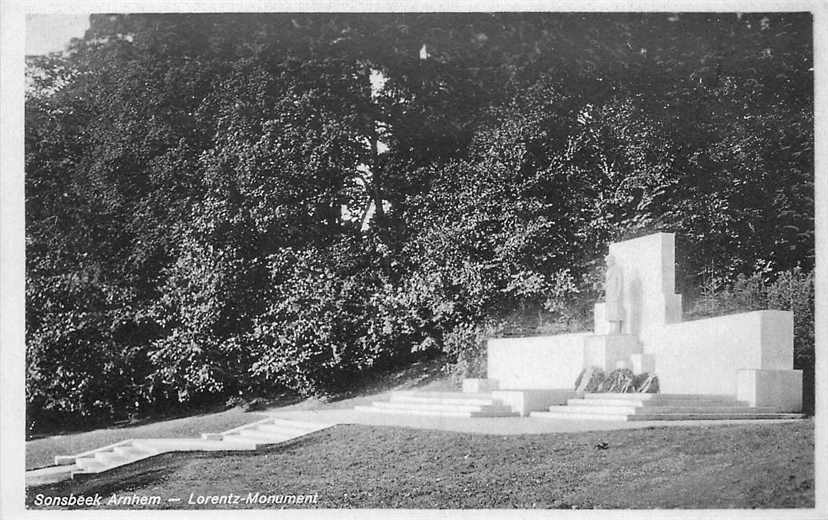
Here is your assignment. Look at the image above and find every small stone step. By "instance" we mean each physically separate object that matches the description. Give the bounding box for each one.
[73,458,108,472]
[26,465,79,485]
[93,451,130,465]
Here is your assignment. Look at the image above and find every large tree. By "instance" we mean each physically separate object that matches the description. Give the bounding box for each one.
[25,13,813,426]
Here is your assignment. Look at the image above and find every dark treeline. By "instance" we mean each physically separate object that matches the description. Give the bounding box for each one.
[25,13,814,430]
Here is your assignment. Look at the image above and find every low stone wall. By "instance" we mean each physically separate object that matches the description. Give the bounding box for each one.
[487,333,591,390]
[641,310,800,400]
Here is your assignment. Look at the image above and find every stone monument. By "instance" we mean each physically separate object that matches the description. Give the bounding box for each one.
[474,232,803,414]
[360,232,803,419]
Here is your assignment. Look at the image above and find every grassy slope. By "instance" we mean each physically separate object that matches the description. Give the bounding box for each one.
[26,356,453,469]
[26,409,266,470]
[27,420,814,509]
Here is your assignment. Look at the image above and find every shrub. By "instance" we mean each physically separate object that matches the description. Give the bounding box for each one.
[247,243,419,396]
[25,274,153,432]
[442,321,504,381]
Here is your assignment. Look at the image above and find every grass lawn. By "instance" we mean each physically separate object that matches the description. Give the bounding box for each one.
[26,356,452,470]
[27,419,814,509]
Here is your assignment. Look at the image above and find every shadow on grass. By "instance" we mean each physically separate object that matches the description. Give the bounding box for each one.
[321,354,452,405]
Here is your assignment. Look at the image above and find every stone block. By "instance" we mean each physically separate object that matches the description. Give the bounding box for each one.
[643,310,797,396]
[601,232,683,337]
[759,310,794,369]
[492,389,575,417]
[462,378,499,393]
[583,334,641,373]
[737,369,802,412]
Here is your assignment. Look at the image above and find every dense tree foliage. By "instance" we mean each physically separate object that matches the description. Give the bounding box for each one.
[25,13,813,429]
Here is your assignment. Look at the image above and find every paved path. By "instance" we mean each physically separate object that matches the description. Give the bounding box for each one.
[267,407,805,435]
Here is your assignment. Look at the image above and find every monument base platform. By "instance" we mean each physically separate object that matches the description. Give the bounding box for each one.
[531,393,805,421]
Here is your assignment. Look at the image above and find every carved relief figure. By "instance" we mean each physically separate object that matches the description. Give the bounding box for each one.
[604,254,624,334]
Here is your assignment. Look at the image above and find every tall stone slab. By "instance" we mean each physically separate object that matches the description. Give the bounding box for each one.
[594,233,682,337]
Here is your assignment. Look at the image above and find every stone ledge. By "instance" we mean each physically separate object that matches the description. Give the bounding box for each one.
[492,389,575,416]
[737,368,803,412]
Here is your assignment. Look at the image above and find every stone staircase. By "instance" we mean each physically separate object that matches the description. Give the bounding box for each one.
[355,390,519,417]
[531,393,805,421]
[26,417,332,486]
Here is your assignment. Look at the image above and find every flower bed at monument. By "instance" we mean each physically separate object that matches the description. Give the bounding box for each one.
[574,367,659,393]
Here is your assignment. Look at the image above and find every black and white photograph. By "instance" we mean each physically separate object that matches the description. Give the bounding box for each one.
[1,1,825,517]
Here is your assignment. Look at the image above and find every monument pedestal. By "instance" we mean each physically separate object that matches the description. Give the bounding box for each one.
[737,369,803,411]
[583,334,641,373]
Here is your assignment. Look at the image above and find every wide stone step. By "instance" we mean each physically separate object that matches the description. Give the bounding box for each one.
[233,430,293,443]
[255,423,317,436]
[532,410,631,421]
[571,397,748,408]
[561,404,779,415]
[267,418,332,430]
[371,401,512,414]
[628,411,806,421]
[137,438,258,451]
[583,393,737,402]
[533,408,804,422]
[389,394,502,406]
[553,405,640,415]
[200,418,327,443]
[112,445,157,458]
[392,390,494,400]
[354,405,518,418]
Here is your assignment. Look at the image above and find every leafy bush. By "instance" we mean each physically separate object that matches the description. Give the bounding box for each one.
[25,273,153,432]
[442,321,503,381]
[246,243,414,396]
